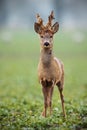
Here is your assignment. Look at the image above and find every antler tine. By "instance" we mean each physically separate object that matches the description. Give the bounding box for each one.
[36,14,43,26]
[46,11,55,27]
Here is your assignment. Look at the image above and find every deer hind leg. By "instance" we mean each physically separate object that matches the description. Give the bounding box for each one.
[56,81,66,117]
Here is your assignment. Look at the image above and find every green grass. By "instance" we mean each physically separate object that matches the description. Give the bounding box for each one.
[0,29,87,130]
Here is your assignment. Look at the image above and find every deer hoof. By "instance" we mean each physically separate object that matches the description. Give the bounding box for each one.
[41,111,46,117]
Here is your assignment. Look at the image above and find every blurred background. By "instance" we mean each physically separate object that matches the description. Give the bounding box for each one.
[0,0,87,95]
[0,0,87,30]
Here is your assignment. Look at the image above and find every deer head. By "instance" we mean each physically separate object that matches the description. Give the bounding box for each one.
[34,11,59,49]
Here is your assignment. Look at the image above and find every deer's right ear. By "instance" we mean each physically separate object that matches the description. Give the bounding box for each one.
[34,22,42,34]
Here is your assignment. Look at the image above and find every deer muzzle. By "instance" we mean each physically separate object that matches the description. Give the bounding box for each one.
[44,42,50,47]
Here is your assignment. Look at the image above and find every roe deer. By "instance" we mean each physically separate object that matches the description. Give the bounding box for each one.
[34,11,66,117]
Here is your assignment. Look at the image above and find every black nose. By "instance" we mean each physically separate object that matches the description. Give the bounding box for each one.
[44,42,49,46]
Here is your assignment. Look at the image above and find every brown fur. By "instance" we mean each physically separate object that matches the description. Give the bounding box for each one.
[34,11,66,117]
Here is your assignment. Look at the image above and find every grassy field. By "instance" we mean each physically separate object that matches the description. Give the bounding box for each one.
[0,29,87,130]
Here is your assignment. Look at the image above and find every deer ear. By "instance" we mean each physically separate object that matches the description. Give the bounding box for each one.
[52,22,59,34]
[34,22,42,34]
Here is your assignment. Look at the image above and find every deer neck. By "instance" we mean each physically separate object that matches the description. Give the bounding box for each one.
[40,48,53,66]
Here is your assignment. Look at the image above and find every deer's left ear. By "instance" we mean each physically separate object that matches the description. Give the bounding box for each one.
[52,22,59,34]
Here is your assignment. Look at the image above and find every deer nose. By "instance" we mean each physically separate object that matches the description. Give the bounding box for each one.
[44,42,49,46]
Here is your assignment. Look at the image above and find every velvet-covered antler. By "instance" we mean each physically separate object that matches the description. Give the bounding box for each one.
[46,11,55,29]
[46,11,59,33]
[36,14,44,28]
[34,11,59,34]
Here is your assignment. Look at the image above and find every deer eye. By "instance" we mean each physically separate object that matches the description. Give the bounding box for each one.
[41,36,43,38]
[50,36,53,38]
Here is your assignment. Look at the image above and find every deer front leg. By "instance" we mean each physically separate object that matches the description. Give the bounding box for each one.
[42,86,54,117]
[42,86,48,117]
[41,80,54,117]
[48,86,54,116]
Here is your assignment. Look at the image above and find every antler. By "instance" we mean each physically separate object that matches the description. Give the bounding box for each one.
[34,11,58,33]
[46,11,55,28]
[36,14,43,26]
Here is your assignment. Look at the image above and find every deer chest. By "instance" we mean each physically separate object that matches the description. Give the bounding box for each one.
[38,61,62,82]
